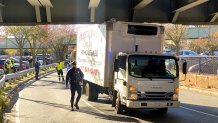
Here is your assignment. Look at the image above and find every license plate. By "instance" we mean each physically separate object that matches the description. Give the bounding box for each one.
[155,102,165,107]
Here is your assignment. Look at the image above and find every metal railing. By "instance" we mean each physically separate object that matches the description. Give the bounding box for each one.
[178,56,218,75]
[0,63,56,88]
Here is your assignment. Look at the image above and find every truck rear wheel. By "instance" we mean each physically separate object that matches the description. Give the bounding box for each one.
[85,82,98,101]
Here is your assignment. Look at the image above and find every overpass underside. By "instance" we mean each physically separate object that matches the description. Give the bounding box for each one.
[0,0,218,25]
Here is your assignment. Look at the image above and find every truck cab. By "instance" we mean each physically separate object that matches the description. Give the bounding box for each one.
[113,52,180,114]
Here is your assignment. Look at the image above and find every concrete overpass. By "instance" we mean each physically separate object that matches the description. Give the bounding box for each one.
[1,0,218,25]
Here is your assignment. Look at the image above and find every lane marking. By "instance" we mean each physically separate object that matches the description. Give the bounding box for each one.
[15,91,21,123]
[15,80,33,123]
[81,98,105,115]
[180,106,218,118]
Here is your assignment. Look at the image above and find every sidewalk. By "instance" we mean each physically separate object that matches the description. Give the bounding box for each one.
[180,86,218,97]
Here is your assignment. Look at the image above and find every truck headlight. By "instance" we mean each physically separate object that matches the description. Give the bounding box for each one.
[129,93,138,100]
[172,94,178,101]
[172,87,179,101]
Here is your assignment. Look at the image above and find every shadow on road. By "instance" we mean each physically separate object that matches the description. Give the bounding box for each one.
[20,97,71,110]
[78,107,141,123]
[17,97,140,122]
[28,80,65,87]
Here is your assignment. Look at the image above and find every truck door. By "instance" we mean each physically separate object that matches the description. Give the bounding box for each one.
[114,55,127,97]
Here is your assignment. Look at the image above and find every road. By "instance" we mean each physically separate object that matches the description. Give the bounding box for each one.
[5,72,218,123]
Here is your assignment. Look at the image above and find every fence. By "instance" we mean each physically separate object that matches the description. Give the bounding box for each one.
[0,63,56,88]
[178,56,218,75]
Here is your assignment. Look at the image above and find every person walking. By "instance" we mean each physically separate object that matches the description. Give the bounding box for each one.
[28,56,33,68]
[66,61,84,111]
[35,60,40,80]
[66,61,72,72]
[56,61,65,81]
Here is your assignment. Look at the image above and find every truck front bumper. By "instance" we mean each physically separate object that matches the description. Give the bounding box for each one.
[126,100,180,108]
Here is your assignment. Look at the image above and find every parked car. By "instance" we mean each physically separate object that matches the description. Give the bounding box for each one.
[12,58,27,71]
[0,59,5,69]
[163,49,175,56]
[179,50,197,56]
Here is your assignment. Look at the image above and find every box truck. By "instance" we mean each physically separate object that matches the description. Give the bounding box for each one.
[76,21,185,114]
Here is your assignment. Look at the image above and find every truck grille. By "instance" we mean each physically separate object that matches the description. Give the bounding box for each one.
[137,92,173,100]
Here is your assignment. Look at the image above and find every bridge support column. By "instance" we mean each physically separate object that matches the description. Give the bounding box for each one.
[35,5,41,23]
[46,6,52,23]
[90,7,95,23]
[0,3,4,22]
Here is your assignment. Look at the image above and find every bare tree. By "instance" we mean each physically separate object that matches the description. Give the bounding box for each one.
[189,38,207,54]
[4,27,28,70]
[47,25,76,61]
[165,24,187,55]
[25,26,48,63]
[204,27,218,55]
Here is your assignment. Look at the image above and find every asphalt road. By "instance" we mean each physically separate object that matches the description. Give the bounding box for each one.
[5,72,218,123]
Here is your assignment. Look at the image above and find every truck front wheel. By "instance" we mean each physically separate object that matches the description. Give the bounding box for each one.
[115,93,125,114]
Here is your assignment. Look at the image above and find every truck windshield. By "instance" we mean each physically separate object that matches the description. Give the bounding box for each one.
[128,55,178,79]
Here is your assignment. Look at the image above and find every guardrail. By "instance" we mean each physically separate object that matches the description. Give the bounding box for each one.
[0,63,56,88]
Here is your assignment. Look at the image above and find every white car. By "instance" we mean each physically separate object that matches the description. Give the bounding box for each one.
[214,51,218,56]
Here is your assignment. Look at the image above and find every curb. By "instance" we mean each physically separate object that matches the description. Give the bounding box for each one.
[180,86,218,97]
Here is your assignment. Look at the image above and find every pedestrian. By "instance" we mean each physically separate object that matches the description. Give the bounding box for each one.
[35,60,40,80]
[9,57,15,73]
[28,56,33,68]
[66,61,84,111]
[56,60,65,81]
[66,61,72,72]
[4,60,10,74]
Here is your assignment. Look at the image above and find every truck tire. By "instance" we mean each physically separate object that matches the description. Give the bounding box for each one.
[157,108,168,114]
[112,91,117,107]
[85,82,98,101]
[115,93,125,114]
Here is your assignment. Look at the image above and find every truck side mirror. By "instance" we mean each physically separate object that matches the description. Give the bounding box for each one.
[182,61,187,75]
[114,59,119,72]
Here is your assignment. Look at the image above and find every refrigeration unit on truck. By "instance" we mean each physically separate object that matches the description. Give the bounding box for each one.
[76,21,186,114]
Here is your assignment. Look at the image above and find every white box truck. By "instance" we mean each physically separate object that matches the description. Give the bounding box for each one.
[77,21,185,114]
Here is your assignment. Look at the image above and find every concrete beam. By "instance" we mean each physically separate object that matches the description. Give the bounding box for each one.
[134,0,153,9]
[35,5,41,22]
[27,0,41,6]
[46,6,52,22]
[0,3,4,22]
[175,0,208,12]
[210,12,218,22]
[172,12,180,23]
[89,0,101,8]
[39,0,53,7]
[90,8,95,23]
[172,0,208,22]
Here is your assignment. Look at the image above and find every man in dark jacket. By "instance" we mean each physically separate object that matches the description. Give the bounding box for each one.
[66,61,84,111]
[35,60,40,80]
